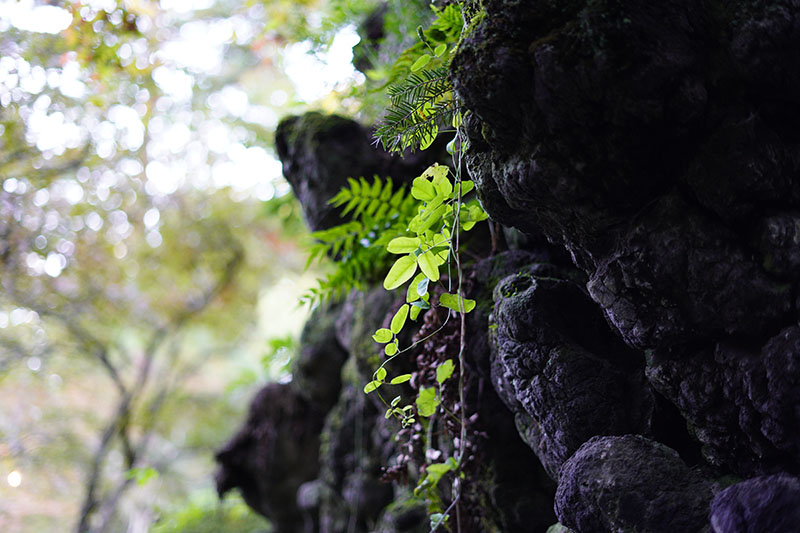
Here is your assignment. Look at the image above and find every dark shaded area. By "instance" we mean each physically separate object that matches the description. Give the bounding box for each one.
[214,383,327,533]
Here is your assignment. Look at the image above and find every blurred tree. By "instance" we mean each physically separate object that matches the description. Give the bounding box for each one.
[0,1,317,531]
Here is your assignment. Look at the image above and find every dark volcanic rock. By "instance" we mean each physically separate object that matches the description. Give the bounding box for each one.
[452,0,715,262]
[647,326,800,476]
[275,112,444,231]
[454,5,800,528]
[221,0,800,529]
[709,473,800,533]
[729,0,800,107]
[757,212,800,280]
[555,435,715,533]
[458,251,561,531]
[317,381,394,533]
[214,383,326,533]
[292,304,349,410]
[489,264,654,480]
[684,112,800,223]
[587,195,793,350]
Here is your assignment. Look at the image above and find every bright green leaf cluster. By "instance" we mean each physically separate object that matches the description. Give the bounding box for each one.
[367,163,486,426]
[382,163,481,293]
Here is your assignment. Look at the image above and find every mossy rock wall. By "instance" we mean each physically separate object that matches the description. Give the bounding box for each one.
[216,2,800,530]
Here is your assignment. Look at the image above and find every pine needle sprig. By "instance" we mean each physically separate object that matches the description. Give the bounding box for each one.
[375,66,460,154]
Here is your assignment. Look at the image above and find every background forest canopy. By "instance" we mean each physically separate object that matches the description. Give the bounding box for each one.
[0,0,434,531]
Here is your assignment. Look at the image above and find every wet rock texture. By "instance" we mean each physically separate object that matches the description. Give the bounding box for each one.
[450,0,800,530]
[217,1,800,530]
[555,435,716,533]
[489,265,654,480]
[709,473,800,533]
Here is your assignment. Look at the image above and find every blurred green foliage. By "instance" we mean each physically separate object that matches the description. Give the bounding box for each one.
[152,492,270,533]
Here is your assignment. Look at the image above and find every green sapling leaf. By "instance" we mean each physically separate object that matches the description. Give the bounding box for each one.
[385,341,399,356]
[384,255,418,290]
[391,374,412,385]
[411,54,431,71]
[416,386,439,417]
[364,380,381,393]
[411,177,436,201]
[458,180,475,196]
[387,236,421,254]
[390,304,409,334]
[439,292,476,313]
[407,272,426,303]
[418,251,440,281]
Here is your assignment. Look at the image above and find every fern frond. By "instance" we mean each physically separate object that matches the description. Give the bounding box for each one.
[302,176,417,306]
[431,4,464,38]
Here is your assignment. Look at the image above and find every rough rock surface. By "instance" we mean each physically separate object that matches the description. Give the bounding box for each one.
[647,327,800,475]
[454,0,800,492]
[555,435,716,533]
[490,264,654,479]
[438,251,561,531]
[709,474,800,533]
[293,304,349,410]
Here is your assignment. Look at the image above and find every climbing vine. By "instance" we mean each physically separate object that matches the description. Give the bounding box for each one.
[304,4,486,530]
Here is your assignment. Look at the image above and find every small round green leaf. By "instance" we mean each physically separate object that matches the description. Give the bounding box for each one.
[372,328,393,343]
[458,180,475,196]
[411,177,436,201]
[407,272,426,303]
[416,386,439,417]
[364,380,381,394]
[376,367,387,381]
[417,251,440,281]
[439,292,476,313]
[434,43,447,57]
[387,236,421,254]
[385,341,399,356]
[436,359,455,384]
